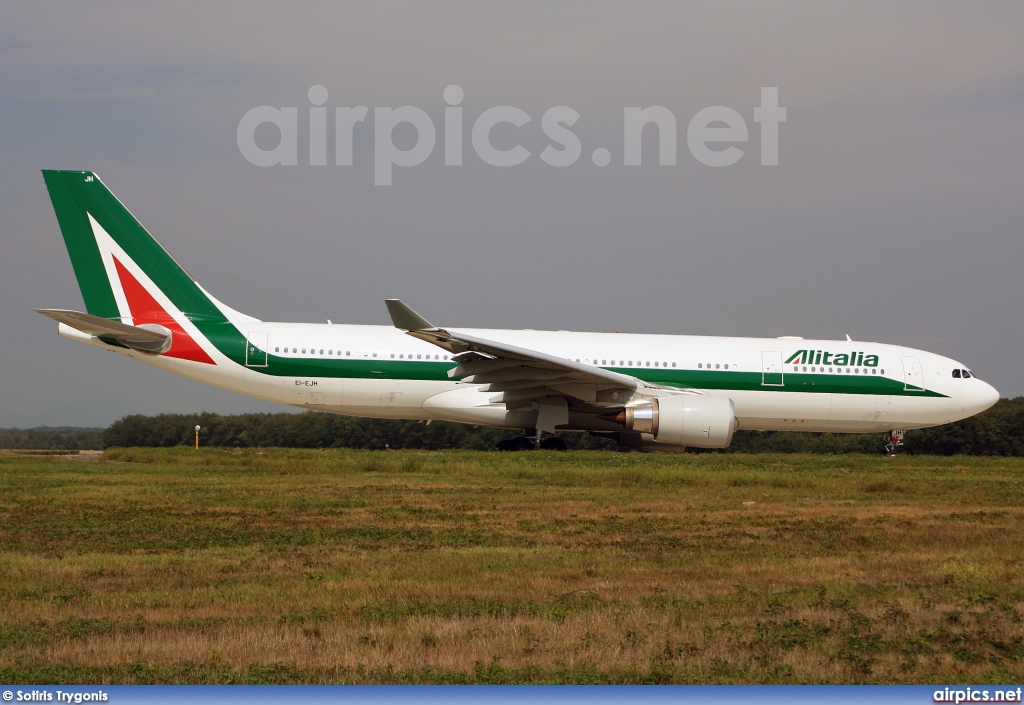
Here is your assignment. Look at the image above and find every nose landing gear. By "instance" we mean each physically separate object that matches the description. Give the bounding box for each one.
[884,429,905,456]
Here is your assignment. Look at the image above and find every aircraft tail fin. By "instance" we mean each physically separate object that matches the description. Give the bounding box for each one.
[40,170,254,365]
[41,170,232,323]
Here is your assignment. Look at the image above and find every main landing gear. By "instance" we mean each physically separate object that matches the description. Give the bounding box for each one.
[496,432,568,452]
[540,436,568,451]
[884,429,905,456]
[496,437,533,451]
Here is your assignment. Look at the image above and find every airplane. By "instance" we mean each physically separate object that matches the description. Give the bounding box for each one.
[35,170,1000,454]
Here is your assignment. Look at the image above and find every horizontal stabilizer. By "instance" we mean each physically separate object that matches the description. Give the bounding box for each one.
[35,308,171,353]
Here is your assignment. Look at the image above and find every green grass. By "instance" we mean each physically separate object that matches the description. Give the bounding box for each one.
[1,448,1022,683]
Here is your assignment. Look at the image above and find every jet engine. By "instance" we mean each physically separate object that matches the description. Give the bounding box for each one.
[608,394,737,449]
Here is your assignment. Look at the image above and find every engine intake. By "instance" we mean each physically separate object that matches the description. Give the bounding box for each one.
[606,395,737,449]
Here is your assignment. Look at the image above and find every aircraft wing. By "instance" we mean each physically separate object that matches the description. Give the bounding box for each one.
[35,308,171,353]
[385,299,648,409]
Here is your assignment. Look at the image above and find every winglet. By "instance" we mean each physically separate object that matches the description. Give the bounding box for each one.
[385,299,436,331]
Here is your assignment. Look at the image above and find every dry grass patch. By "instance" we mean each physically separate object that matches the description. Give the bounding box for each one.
[1,449,1022,683]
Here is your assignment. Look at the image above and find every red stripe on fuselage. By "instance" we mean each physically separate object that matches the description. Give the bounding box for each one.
[113,258,216,365]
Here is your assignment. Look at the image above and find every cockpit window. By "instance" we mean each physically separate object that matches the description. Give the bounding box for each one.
[952,369,961,378]
[962,369,972,378]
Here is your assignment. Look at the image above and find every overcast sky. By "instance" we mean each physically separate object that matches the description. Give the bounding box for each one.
[2,1,1022,427]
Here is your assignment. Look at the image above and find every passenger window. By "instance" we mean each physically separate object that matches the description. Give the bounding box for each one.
[952,369,961,378]
[274,347,279,352]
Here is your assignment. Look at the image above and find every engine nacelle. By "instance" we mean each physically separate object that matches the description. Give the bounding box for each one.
[618,395,737,449]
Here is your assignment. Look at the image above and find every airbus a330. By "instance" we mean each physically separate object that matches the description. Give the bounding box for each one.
[36,171,999,453]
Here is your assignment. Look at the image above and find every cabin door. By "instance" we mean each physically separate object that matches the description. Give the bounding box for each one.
[245,331,269,367]
[901,356,923,391]
[761,351,784,386]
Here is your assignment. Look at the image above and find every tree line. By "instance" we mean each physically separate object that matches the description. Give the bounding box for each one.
[0,427,105,451]
[6,397,1023,454]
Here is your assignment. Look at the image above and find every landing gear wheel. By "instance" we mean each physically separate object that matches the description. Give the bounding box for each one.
[510,437,534,451]
[497,437,535,451]
[540,436,568,451]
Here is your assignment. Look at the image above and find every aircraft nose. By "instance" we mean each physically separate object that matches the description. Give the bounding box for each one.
[967,380,1000,415]
[980,381,1000,410]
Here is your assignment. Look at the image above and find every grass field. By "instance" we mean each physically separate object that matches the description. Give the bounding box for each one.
[1,447,1022,684]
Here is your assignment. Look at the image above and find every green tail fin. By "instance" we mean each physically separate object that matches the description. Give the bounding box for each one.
[41,170,226,323]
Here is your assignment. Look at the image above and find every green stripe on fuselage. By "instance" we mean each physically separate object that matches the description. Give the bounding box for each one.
[633,367,944,397]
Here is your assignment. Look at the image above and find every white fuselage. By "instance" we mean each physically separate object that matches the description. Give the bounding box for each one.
[65,321,1000,435]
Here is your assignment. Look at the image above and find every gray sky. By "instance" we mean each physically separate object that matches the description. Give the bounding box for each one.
[2,1,1022,427]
